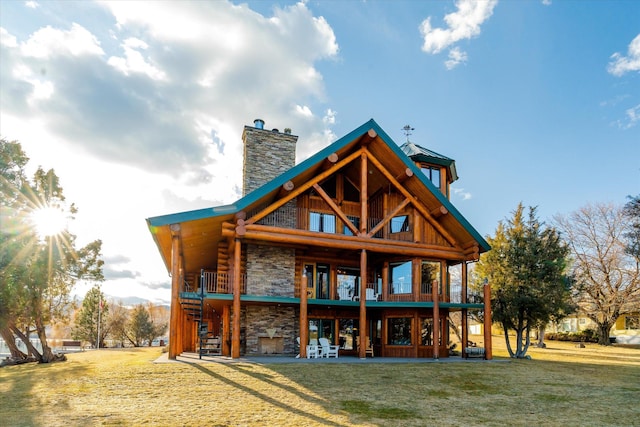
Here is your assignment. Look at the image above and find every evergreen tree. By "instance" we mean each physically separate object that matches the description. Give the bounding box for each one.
[474,204,573,358]
[72,286,109,348]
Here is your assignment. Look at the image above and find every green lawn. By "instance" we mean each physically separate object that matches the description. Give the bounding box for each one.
[1,338,639,426]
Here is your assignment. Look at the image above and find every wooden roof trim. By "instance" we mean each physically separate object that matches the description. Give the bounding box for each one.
[363,147,460,249]
[246,147,365,225]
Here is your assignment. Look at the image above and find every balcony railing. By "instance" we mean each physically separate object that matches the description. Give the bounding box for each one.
[191,273,473,304]
[194,272,246,294]
[247,205,413,242]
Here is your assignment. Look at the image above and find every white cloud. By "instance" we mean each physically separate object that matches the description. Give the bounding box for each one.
[608,34,640,76]
[323,108,337,125]
[25,1,39,9]
[617,104,640,129]
[444,46,468,70]
[108,37,167,81]
[295,104,313,117]
[21,23,104,58]
[453,187,472,200]
[1,1,340,305]
[542,0,552,5]
[420,0,497,69]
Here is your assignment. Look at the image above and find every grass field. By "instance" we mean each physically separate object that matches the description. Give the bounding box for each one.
[1,337,639,427]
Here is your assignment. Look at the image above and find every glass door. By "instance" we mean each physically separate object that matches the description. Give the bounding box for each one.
[305,263,330,299]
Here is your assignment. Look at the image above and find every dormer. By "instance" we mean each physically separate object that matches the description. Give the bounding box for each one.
[400,142,458,199]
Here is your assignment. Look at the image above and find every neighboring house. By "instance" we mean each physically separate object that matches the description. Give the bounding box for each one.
[147,119,491,360]
[612,313,640,344]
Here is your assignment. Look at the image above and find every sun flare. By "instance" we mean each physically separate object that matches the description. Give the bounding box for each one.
[30,206,67,237]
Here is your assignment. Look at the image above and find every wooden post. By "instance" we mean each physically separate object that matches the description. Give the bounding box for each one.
[461,262,468,359]
[359,249,367,359]
[432,279,440,359]
[483,281,493,360]
[168,225,181,360]
[222,305,230,356]
[232,239,241,359]
[300,274,308,358]
[360,153,368,235]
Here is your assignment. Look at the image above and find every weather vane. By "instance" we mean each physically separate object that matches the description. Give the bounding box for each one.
[402,125,414,143]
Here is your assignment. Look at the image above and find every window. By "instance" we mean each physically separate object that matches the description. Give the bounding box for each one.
[310,212,336,233]
[390,215,409,233]
[625,315,640,330]
[387,317,412,345]
[343,215,360,236]
[421,165,441,189]
[390,261,412,294]
[420,317,442,346]
[421,261,441,294]
[420,318,433,346]
[337,267,360,300]
[338,319,357,350]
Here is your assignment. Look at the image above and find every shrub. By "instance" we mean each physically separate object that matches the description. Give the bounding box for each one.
[545,329,598,343]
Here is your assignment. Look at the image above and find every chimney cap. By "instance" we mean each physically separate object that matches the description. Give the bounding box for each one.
[272,128,279,133]
[253,119,265,129]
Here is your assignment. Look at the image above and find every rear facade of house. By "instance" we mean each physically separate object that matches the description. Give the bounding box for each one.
[147,119,492,360]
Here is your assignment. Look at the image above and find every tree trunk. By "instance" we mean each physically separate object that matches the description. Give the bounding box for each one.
[10,324,42,362]
[596,322,612,346]
[536,325,546,348]
[34,313,56,363]
[0,326,27,359]
[502,324,515,357]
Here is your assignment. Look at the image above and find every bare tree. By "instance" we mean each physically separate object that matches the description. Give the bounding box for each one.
[555,203,640,345]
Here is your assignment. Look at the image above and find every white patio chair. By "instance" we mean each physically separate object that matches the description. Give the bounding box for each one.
[306,344,321,359]
[318,337,339,358]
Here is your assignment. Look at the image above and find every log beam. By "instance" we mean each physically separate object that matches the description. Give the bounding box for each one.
[247,148,364,225]
[312,183,359,235]
[364,148,459,248]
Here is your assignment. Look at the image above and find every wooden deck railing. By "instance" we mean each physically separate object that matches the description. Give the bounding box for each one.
[199,272,246,294]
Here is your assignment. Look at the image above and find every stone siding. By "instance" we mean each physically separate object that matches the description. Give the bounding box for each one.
[244,306,298,355]
[245,244,295,297]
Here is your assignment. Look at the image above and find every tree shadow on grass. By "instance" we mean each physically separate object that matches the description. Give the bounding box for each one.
[0,358,91,427]
[187,362,350,427]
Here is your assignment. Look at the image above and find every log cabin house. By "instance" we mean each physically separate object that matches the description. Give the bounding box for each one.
[146,119,492,360]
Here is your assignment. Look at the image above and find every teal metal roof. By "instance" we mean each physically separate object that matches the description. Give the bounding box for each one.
[400,142,459,182]
[147,118,490,255]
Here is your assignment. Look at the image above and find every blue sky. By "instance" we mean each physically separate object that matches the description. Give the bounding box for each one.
[1,0,638,304]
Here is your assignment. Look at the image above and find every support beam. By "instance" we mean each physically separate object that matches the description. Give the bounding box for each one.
[360,153,368,234]
[232,239,242,358]
[313,183,358,235]
[395,167,413,183]
[247,148,364,225]
[432,279,440,360]
[223,223,468,260]
[430,206,448,219]
[359,249,367,359]
[222,305,230,356]
[483,281,493,360]
[300,274,308,359]
[461,262,468,359]
[168,224,181,360]
[364,148,459,248]
[367,197,411,238]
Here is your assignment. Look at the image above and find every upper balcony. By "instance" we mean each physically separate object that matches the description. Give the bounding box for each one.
[182,272,483,306]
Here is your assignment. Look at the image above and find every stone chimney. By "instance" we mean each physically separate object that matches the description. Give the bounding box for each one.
[242,119,298,196]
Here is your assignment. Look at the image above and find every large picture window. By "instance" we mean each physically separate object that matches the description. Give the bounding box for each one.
[387,317,412,346]
[390,261,412,294]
